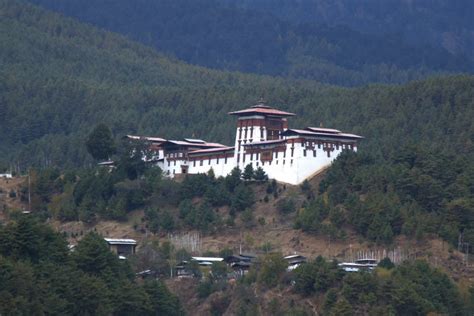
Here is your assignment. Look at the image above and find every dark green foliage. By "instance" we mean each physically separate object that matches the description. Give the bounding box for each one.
[242,164,254,181]
[0,220,182,315]
[0,0,473,172]
[276,197,296,215]
[26,0,474,86]
[253,167,268,182]
[225,167,242,192]
[257,252,287,288]
[290,257,464,315]
[298,148,474,248]
[231,184,255,213]
[72,232,124,278]
[293,256,341,296]
[86,124,116,161]
[143,280,184,315]
[378,257,395,270]
[197,280,215,299]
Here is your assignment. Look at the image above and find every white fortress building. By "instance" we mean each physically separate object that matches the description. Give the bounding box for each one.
[127,100,363,185]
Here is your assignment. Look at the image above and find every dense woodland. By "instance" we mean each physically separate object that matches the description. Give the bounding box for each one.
[222,0,474,60]
[1,0,474,314]
[26,0,473,86]
[1,1,473,172]
[0,216,183,315]
[0,214,471,315]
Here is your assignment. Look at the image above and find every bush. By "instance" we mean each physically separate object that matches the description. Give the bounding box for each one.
[276,198,296,214]
[258,253,287,287]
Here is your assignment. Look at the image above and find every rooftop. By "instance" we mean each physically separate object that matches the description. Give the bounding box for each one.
[242,139,287,147]
[282,128,363,139]
[229,99,295,117]
[163,139,227,148]
[191,256,224,262]
[188,146,235,155]
[125,135,166,143]
[104,238,137,245]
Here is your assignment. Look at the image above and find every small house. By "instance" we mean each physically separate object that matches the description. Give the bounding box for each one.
[191,256,224,266]
[104,238,137,257]
[284,254,307,271]
[338,258,378,272]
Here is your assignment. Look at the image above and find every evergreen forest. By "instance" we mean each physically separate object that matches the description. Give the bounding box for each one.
[0,0,473,314]
[26,0,474,86]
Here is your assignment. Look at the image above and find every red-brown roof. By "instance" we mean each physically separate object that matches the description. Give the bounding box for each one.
[125,135,167,142]
[306,127,341,134]
[229,106,295,117]
[188,146,234,155]
[282,129,363,139]
[242,139,287,146]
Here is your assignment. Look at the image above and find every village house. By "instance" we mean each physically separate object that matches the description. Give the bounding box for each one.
[284,254,307,271]
[126,99,363,185]
[104,238,137,258]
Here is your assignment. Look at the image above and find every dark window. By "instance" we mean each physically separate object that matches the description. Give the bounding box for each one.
[303,150,307,157]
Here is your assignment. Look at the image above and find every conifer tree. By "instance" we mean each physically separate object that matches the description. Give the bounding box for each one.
[243,164,254,181]
[86,124,116,161]
[253,166,268,181]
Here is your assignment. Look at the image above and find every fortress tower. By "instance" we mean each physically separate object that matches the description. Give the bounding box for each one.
[228,99,295,169]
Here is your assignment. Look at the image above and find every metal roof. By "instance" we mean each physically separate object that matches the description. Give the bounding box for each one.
[191,256,224,262]
[104,238,137,245]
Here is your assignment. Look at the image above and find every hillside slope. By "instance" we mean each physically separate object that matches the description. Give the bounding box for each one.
[25,0,473,86]
[0,0,473,171]
[224,0,474,60]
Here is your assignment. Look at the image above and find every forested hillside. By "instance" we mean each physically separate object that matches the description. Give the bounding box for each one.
[25,0,473,86]
[1,1,474,315]
[224,0,474,60]
[1,1,473,172]
[0,216,183,315]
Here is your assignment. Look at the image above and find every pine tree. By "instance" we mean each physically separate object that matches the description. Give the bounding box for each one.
[253,166,268,182]
[86,124,116,161]
[242,164,254,181]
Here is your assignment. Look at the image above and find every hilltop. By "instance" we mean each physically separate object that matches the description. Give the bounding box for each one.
[26,0,474,86]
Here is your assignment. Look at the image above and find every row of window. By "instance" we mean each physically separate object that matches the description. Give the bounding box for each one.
[191,156,230,167]
[238,126,265,139]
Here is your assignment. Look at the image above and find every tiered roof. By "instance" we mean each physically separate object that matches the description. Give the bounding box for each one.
[229,99,295,117]
[282,128,363,140]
